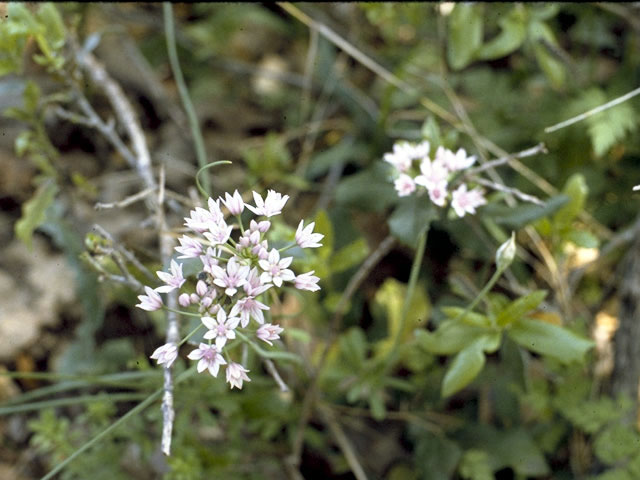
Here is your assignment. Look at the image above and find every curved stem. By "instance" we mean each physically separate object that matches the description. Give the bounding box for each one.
[163,3,211,196]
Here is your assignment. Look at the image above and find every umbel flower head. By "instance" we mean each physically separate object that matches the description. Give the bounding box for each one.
[139,189,323,389]
[383,140,486,217]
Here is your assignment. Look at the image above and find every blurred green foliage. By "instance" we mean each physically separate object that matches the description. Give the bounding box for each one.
[3,2,640,479]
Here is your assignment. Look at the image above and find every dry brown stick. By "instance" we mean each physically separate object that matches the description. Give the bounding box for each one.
[74,42,179,455]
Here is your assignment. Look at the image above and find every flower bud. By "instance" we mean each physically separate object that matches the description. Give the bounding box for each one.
[178,293,191,307]
[495,232,516,272]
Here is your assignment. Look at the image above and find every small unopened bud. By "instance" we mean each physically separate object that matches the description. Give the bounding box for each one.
[178,293,191,307]
[495,232,516,271]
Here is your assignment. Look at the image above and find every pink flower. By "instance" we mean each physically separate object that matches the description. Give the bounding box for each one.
[427,181,448,207]
[184,199,224,233]
[187,343,226,377]
[156,259,186,293]
[200,247,221,275]
[441,147,476,172]
[203,220,233,246]
[231,296,269,327]
[244,267,271,297]
[257,323,284,346]
[226,362,251,389]
[249,219,270,233]
[259,249,295,287]
[245,190,289,217]
[136,286,163,311]
[294,271,320,292]
[150,343,178,368]
[415,157,449,189]
[295,220,324,248]
[175,235,202,259]
[203,308,240,349]
[210,256,250,296]
[451,184,487,217]
[221,190,245,216]
[383,140,430,173]
[394,174,416,197]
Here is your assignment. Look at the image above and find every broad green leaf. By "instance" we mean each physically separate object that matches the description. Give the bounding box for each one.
[508,317,594,364]
[447,3,484,70]
[442,337,487,397]
[594,424,640,465]
[421,116,441,146]
[372,278,429,358]
[329,237,370,273]
[416,319,493,356]
[491,428,550,476]
[483,194,569,230]
[459,449,493,480]
[533,42,566,89]
[339,327,368,369]
[440,307,492,327]
[476,6,527,60]
[496,290,547,327]
[414,431,462,480]
[588,101,637,157]
[313,209,333,261]
[388,194,436,248]
[553,174,587,233]
[565,230,599,249]
[35,3,66,50]
[15,179,58,249]
[335,163,398,212]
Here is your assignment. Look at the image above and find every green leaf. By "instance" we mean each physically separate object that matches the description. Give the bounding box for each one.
[459,449,493,480]
[15,179,58,249]
[414,431,462,480]
[594,424,640,465]
[421,116,441,146]
[533,42,565,89]
[372,278,430,358]
[483,194,569,230]
[476,6,526,60]
[329,237,370,273]
[442,337,487,397]
[588,100,636,157]
[507,317,594,364]
[35,3,66,50]
[447,3,484,70]
[565,229,599,249]
[416,319,494,356]
[496,290,547,327]
[388,194,436,248]
[339,327,368,369]
[335,163,398,212]
[553,174,587,233]
[313,209,333,259]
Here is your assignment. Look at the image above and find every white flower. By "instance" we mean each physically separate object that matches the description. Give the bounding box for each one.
[203,220,233,246]
[136,286,163,311]
[226,362,251,389]
[156,259,186,293]
[245,190,289,217]
[450,184,487,217]
[175,235,203,259]
[427,181,448,207]
[294,271,321,292]
[257,323,284,346]
[150,343,178,368]
[210,256,250,296]
[221,189,245,216]
[394,174,416,197]
[259,249,295,287]
[203,308,241,349]
[441,147,476,173]
[187,343,226,377]
[231,296,269,327]
[415,156,449,189]
[295,220,324,248]
[383,140,430,173]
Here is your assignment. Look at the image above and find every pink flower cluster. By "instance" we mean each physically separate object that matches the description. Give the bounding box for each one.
[384,140,487,217]
[137,189,323,389]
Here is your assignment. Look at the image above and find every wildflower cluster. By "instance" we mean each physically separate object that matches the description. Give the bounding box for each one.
[137,190,323,389]
[384,140,487,217]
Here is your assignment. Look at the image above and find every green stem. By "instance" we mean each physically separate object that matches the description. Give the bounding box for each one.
[455,267,504,324]
[163,3,211,196]
[386,227,428,367]
[236,331,303,364]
